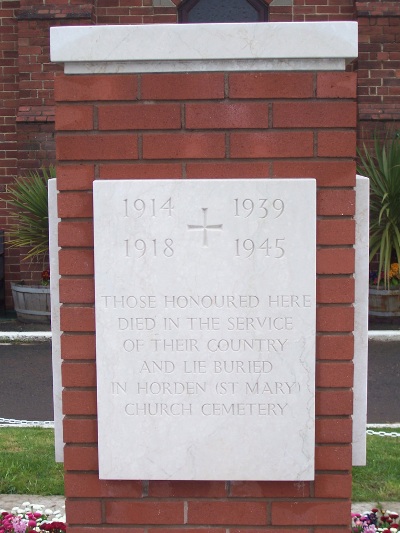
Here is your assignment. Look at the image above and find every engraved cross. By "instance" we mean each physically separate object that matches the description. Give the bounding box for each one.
[187,208,223,248]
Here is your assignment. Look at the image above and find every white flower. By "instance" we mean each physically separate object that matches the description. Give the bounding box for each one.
[21,502,30,507]
[44,509,53,515]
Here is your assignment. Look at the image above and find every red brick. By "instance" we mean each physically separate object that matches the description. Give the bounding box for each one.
[317,306,354,332]
[57,164,95,191]
[61,334,96,360]
[55,74,138,102]
[314,473,352,498]
[98,103,181,130]
[99,163,182,179]
[318,131,357,157]
[61,307,95,332]
[150,529,224,533]
[66,500,101,525]
[316,362,354,388]
[187,502,267,526]
[63,390,97,416]
[273,160,356,187]
[229,72,314,98]
[273,102,357,128]
[316,418,353,443]
[148,481,226,498]
[315,445,352,471]
[317,277,355,303]
[62,362,97,387]
[59,278,95,304]
[63,418,98,443]
[317,189,355,216]
[143,133,225,159]
[314,530,352,533]
[317,334,354,361]
[59,249,94,276]
[105,502,184,525]
[186,162,270,179]
[229,481,310,498]
[70,529,144,533]
[64,445,99,471]
[317,72,357,98]
[316,391,353,416]
[231,530,308,533]
[230,131,313,158]
[317,248,355,274]
[57,134,138,161]
[185,103,269,129]
[56,105,93,131]
[65,473,142,498]
[58,192,93,218]
[271,501,350,526]
[58,221,93,247]
[317,219,355,245]
[141,73,224,100]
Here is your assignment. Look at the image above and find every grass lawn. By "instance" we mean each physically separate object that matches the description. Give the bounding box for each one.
[0,427,399,500]
[353,429,400,501]
[0,427,64,495]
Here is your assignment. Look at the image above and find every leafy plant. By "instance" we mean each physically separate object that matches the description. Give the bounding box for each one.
[357,134,400,289]
[7,166,55,262]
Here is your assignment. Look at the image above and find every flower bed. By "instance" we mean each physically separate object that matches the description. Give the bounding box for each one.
[0,502,65,533]
[1,502,399,533]
[352,507,399,532]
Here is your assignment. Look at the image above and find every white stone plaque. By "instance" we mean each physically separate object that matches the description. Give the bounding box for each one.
[94,179,316,481]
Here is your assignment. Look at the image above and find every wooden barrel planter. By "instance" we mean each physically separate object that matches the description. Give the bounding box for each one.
[11,283,51,323]
[369,287,400,317]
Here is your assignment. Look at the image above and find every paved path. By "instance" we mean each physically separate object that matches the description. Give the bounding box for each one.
[0,340,53,421]
[368,339,400,423]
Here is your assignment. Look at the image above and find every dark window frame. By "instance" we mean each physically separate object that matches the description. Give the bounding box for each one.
[178,0,269,23]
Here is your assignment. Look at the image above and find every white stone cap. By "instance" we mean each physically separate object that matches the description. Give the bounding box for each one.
[50,22,358,74]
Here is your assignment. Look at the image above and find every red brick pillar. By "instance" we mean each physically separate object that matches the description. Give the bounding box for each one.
[53,22,357,533]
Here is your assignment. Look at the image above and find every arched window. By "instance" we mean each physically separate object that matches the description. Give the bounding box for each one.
[178,0,268,23]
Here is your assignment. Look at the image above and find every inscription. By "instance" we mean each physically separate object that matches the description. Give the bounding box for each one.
[187,207,223,247]
[235,238,285,258]
[94,179,316,480]
[234,198,285,219]
[123,197,174,218]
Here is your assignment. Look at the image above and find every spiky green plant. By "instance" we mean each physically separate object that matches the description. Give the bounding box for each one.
[357,134,400,289]
[7,166,55,261]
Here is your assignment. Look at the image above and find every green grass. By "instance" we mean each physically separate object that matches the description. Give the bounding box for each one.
[0,427,399,500]
[353,429,400,501]
[0,428,64,495]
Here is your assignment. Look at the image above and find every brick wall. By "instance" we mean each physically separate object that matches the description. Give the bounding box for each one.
[0,0,19,298]
[0,2,92,305]
[55,69,356,532]
[278,0,354,22]
[356,1,400,146]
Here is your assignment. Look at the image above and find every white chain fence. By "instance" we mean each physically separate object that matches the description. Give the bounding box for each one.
[1,418,400,436]
[367,423,400,437]
[0,417,54,428]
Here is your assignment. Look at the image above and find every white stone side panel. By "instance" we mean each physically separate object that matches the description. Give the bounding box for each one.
[353,175,369,466]
[49,178,63,462]
[94,179,316,481]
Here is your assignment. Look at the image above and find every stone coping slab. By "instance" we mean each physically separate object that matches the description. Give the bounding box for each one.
[50,21,358,73]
